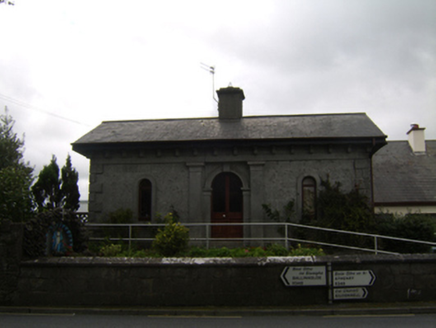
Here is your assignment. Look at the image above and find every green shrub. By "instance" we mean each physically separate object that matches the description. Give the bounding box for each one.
[376,213,435,253]
[152,218,189,257]
[183,245,322,257]
[100,243,122,257]
[186,246,210,257]
[299,178,375,249]
[249,247,269,257]
[206,247,232,257]
[316,179,375,232]
[266,243,289,256]
[289,244,325,256]
[155,209,180,224]
[229,247,252,257]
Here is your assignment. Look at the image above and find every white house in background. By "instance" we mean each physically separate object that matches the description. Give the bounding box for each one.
[373,124,436,215]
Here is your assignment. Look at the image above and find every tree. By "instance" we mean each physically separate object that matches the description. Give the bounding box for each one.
[61,154,80,211]
[307,178,375,248]
[32,155,80,212]
[32,155,62,211]
[0,108,34,222]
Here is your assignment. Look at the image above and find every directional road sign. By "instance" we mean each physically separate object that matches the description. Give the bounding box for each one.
[334,287,368,300]
[333,270,376,287]
[281,266,326,286]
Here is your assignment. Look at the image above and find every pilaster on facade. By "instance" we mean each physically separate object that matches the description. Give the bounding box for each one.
[187,163,205,222]
[248,162,266,243]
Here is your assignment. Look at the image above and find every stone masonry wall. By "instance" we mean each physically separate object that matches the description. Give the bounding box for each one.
[12,254,436,307]
[3,222,434,307]
[0,221,22,305]
[87,142,373,224]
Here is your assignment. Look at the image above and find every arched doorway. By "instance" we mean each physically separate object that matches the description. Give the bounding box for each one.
[211,172,243,238]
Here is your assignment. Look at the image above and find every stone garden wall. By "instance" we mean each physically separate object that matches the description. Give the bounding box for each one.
[0,221,22,305]
[10,254,436,307]
[1,222,435,307]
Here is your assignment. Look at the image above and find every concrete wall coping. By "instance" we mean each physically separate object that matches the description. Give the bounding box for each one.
[21,254,436,267]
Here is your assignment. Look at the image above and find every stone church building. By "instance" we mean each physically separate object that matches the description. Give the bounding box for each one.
[72,86,386,240]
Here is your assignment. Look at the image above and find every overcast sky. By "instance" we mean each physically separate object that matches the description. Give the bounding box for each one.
[0,0,435,202]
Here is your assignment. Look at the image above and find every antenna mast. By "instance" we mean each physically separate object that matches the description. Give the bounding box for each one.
[200,62,218,103]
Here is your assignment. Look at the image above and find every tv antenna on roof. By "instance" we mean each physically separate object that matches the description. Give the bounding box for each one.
[200,62,218,103]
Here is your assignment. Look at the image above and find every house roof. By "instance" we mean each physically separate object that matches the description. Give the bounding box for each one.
[72,113,386,147]
[373,140,436,205]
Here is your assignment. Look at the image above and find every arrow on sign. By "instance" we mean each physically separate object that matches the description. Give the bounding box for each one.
[334,287,368,300]
[281,266,326,286]
[333,270,376,287]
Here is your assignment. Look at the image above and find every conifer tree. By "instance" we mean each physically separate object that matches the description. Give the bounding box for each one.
[0,107,34,222]
[32,155,62,211]
[61,154,80,211]
[32,155,80,212]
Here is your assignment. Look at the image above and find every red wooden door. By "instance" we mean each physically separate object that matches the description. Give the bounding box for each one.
[211,172,243,238]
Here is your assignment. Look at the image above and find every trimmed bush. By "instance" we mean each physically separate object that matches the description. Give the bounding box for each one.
[152,215,189,257]
[100,244,122,257]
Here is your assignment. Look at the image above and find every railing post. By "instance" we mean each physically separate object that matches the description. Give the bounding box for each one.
[128,225,132,251]
[374,236,378,255]
[285,222,289,250]
[206,223,210,249]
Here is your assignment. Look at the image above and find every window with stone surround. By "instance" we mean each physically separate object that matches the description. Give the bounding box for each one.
[302,176,316,220]
[138,179,152,221]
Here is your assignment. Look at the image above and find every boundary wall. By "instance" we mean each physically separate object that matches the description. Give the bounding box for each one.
[8,254,436,307]
[1,222,436,307]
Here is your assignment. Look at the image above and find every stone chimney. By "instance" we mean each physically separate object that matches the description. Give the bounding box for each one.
[407,123,426,154]
[216,86,245,120]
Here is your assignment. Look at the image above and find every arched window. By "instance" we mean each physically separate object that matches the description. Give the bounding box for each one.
[302,177,316,220]
[138,179,152,221]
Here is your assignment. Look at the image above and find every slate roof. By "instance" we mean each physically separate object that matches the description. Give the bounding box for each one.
[373,140,436,204]
[73,113,385,146]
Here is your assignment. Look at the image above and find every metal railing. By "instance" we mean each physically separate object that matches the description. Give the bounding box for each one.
[85,221,436,255]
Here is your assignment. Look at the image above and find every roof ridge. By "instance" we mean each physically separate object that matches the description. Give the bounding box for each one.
[101,112,368,124]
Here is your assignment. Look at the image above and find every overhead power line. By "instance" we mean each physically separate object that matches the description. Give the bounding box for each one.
[0,93,92,127]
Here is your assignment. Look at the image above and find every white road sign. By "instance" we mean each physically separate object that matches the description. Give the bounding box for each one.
[333,270,376,287]
[281,266,326,286]
[334,287,368,300]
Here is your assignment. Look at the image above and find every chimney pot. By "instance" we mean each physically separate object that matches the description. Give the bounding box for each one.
[407,123,426,154]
